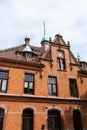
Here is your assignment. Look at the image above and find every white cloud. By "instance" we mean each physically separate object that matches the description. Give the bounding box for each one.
[0,0,87,60]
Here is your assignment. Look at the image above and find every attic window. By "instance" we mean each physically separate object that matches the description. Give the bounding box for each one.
[58,51,64,58]
[23,52,32,59]
[26,53,32,59]
[57,50,66,70]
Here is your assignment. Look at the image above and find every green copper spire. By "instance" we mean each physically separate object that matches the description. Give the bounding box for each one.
[41,21,48,42]
[77,53,81,61]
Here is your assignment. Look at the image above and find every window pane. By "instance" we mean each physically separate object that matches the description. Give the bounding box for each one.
[28,118,33,130]
[25,74,34,82]
[49,77,56,84]
[29,82,33,89]
[22,118,27,130]
[48,77,57,96]
[61,59,65,70]
[58,59,61,70]
[48,84,52,95]
[2,80,7,92]
[0,71,8,93]
[53,85,57,96]
[58,51,64,58]
[69,79,78,97]
[24,74,34,94]
[73,110,83,130]
[24,82,28,88]
[26,53,32,59]
[0,80,1,86]
[22,109,33,130]
[0,72,8,79]
[24,82,28,93]
[48,110,61,130]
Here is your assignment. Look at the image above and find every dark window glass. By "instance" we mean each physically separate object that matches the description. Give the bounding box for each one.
[73,110,83,130]
[0,71,8,93]
[48,110,61,130]
[24,74,34,94]
[69,79,78,97]
[57,51,66,70]
[81,62,87,69]
[22,109,33,130]
[0,109,4,130]
[48,77,57,96]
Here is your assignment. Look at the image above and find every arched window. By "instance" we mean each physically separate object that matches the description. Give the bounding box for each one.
[0,108,4,130]
[48,109,61,130]
[22,109,33,130]
[73,110,83,130]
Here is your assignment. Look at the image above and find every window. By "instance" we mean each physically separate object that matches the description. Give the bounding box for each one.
[0,108,4,130]
[69,79,78,97]
[24,74,34,94]
[48,76,57,96]
[48,110,61,130]
[57,50,66,70]
[0,71,8,93]
[80,62,87,69]
[73,110,83,130]
[22,109,33,130]
[23,52,32,59]
[26,53,32,59]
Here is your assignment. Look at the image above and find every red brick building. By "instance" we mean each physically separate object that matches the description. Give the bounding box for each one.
[0,34,87,130]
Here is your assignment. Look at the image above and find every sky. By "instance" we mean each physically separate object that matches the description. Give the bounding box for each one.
[0,0,87,61]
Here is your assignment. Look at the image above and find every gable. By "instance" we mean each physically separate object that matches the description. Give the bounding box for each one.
[53,34,67,46]
[70,51,79,64]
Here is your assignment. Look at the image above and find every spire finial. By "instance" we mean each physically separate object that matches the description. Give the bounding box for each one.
[43,21,46,37]
[77,53,81,61]
[41,21,48,42]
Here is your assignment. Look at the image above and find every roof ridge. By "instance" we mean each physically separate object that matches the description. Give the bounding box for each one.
[0,44,23,54]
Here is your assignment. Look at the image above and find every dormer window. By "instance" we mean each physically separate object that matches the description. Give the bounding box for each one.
[57,50,66,70]
[23,42,33,59]
[23,52,32,59]
[25,53,32,59]
[80,62,87,69]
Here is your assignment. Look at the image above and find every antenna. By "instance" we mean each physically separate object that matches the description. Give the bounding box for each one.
[43,21,46,37]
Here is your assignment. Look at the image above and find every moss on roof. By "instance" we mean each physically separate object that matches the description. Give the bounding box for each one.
[0,45,23,54]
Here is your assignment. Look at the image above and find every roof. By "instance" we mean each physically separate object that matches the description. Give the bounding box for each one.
[23,45,32,52]
[41,36,48,42]
[0,44,42,64]
[0,35,85,67]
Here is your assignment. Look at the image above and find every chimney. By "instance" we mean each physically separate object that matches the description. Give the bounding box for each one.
[25,38,30,45]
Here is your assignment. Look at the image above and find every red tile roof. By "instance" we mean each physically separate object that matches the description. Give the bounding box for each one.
[0,44,42,64]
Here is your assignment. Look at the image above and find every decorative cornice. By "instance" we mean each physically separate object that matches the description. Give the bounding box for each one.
[0,94,87,105]
[70,63,80,66]
[50,42,69,49]
[0,57,45,68]
[78,69,87,75]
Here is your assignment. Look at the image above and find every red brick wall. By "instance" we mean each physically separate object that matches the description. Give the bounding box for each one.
[0,42,87,130]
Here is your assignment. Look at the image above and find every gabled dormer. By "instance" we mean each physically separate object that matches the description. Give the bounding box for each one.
[80,61,87,69]
[76,54,87,77]
[23,38,33,59]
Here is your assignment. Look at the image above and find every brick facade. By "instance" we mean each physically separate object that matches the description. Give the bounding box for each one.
[0,34,87,130]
